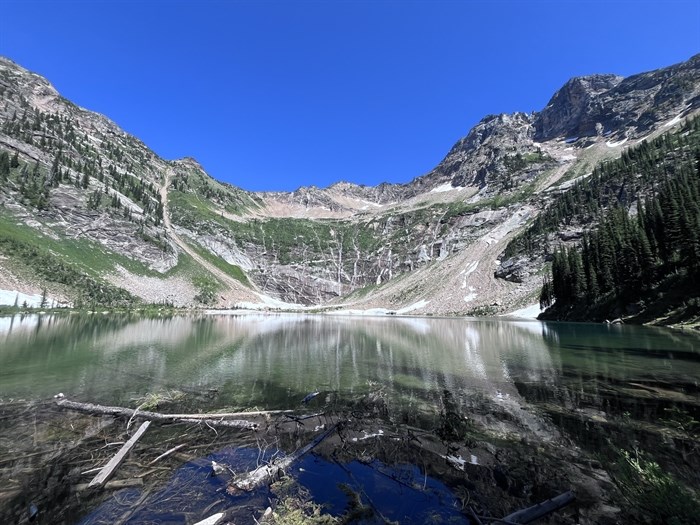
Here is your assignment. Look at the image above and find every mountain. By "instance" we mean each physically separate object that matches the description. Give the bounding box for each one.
[0,54,699,317]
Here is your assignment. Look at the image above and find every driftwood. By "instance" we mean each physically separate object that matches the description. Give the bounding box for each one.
[230,424,338,493]
[181,418,257,430]
[150,409,293,419]
[148,443,186,465]
[501,490,575,524]
[75,477,144,492]
[193,513,224,525]
[89,421,151,488]
[467,506,485,525]
[56,399,258,430]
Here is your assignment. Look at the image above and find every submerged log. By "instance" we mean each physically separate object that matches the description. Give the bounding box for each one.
[56,399,258,429]
[181,418,257,430]
[230,424,338,493]
[502,490,575,524]
[89,421,150,488]
[75,477,144,492]
[148,443,186,466]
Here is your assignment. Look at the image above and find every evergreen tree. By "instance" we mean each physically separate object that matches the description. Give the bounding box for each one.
[0,151,9,180]
[540,275,554,309]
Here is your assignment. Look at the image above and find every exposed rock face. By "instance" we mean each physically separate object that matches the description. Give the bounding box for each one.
[494,257,530,284]
[423,112,537,189]
[0,54,699,313]
[534,74,623,141]
[534,54,700,140]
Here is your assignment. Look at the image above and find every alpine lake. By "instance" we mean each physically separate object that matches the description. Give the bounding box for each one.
[0,313,698,525]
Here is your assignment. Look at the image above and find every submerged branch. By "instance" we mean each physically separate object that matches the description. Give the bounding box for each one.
[55,399,259,430]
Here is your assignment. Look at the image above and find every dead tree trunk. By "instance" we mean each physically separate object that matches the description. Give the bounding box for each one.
[56,399,258,430]
[502,490,575,524]
[230,424,338,493]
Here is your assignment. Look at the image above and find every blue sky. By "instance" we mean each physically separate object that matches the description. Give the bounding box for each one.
[1,1,698,191]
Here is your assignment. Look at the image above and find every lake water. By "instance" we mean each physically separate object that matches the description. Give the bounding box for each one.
[1,313,698,415]
[1,313,699,523]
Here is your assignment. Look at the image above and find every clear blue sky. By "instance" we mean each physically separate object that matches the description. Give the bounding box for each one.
[1,1,698,191]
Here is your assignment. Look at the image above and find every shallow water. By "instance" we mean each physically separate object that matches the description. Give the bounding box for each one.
[1,313,699,523]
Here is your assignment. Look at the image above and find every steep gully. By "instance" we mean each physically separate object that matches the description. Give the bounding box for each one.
[159,169,261,307]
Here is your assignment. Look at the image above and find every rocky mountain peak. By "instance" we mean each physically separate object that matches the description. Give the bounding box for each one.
[534,54,700,141]
[416,111,537,191]
[534,74,623,141]
[173,156,206,173]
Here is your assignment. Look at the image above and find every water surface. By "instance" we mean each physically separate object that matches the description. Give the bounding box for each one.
[1,313,699,523]
[1,313,698,417]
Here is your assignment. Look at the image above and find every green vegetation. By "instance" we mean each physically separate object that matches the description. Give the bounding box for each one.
[0,97,164,228]
[504,117,700,260]
[169,187,244,234]
[503,149,550,173]
[171,185,380,270]
[613,449,700,525]
[0,236,135,307]
[540,129,700,322]
[170,160,259,216]
[193,274,219,305]
[186,240,250,286]
[0,213,142,307]
[269,477,339,525]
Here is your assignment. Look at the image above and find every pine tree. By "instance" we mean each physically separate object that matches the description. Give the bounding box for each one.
[540,275,554,309]
[0,151,9,180]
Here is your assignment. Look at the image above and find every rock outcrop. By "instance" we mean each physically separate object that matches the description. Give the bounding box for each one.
[534,54,700,141]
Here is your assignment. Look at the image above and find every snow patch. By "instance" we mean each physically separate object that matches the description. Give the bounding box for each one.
[0,289,65,308]
[326,308,394,316]
[235,292,306,311]
[463,287,477,302]
[430,183,463,193]
[461,261,478,289]
[561,154,576,161]
[606,138,628,147]
[664,114,683,127]
[396,299,430,314]
[504,303,543,319]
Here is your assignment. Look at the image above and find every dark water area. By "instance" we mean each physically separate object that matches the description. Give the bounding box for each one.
[1,313,699,524]
[77,447,466,525]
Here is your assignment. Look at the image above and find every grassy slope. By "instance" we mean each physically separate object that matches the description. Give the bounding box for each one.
[0,213,139,306]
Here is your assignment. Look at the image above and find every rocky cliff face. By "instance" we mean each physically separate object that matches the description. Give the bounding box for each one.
[0,54,698,313]
[534,54,700,141]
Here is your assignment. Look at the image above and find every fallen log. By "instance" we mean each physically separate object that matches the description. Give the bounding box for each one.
[229,423,338,493]
[56,399,258,429]
[181,418,257,430]
[89,421,150,488]
[501,490,575,524]
[171,409,293,418]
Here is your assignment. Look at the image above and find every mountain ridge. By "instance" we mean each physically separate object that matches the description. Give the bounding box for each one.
[1,54,699,316]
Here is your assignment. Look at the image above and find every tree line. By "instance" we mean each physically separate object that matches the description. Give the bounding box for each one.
[541,149,700,319]
[504,116,700,260]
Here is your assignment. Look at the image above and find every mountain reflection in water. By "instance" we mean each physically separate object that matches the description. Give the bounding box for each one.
[2,313,699,524]
[3,313,697,440]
